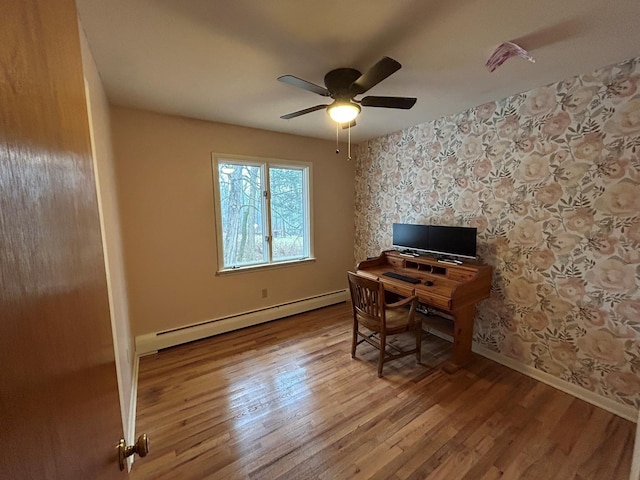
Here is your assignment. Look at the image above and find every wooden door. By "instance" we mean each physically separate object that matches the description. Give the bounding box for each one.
[0,0,127,478]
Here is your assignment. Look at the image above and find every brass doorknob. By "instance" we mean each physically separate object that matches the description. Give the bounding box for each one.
[117,434,150,471]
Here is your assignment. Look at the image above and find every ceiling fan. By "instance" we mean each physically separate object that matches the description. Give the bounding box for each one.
[278,56,417,126]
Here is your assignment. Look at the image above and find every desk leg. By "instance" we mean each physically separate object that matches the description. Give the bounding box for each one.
[442,304,475,374]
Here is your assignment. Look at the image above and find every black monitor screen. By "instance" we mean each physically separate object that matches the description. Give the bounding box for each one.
[392,223,430,252]
[427,225,477,259]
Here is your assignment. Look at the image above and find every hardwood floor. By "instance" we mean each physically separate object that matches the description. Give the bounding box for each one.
[131,303,635,480]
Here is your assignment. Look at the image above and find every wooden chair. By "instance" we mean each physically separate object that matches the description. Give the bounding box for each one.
[347,271,421,377]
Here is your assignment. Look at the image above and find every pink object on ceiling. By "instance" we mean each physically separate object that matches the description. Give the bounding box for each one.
[485,42,535,72]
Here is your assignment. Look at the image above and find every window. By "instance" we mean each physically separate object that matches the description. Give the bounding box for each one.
[212,154,313,271]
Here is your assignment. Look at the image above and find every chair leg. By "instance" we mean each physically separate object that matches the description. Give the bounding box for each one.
[377,333,386,377]
[416,320,422,364]
[351,320,358,359]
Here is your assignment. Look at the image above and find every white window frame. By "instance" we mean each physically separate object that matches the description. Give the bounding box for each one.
[212,153,314,273]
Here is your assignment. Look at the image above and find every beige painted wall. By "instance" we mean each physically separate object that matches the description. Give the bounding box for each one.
[110,107,355,337]
[78,25,134,438]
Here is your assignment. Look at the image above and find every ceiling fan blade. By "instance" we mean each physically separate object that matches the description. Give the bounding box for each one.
[278,75,330,96]
[350,57,401,95]
[360,96,417,109]
[280,104,328,120]
[341,119,356,129]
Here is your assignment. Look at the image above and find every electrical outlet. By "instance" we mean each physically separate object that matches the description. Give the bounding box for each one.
[261,288,268,298]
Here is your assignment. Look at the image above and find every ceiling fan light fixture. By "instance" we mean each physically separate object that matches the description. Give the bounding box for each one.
[327,101,360,123]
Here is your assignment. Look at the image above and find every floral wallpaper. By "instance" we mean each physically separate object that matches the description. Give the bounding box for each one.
[354,57,640,409]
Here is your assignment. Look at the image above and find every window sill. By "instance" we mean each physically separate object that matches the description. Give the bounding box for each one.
[216,257,316,276]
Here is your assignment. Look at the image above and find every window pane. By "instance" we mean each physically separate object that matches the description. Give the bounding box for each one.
[270,167,307,261]
[218,162,267,267]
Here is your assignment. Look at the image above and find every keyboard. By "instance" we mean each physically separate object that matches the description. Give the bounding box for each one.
[382,271,421,284]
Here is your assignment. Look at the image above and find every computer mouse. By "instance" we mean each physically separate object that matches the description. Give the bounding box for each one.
[424,280,434,286]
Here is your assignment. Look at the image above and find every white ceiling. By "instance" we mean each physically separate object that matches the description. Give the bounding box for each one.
[76,0,640,143]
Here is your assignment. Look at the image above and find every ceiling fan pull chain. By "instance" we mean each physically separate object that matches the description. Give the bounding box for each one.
[348,123,351,161]
[336,122,340,154]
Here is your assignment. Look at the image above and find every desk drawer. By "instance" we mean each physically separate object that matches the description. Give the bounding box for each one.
[381,280,414,298]
[418,292,451,311]
[448,270,476,282]
[387,257,404,268]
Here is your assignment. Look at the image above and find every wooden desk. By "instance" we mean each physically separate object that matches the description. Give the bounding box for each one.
[355,250,492,373]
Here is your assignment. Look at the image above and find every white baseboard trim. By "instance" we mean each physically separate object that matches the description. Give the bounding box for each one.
[631,411,640,480]
[126,354,140,472]
[135,289,348,355]
[423,328,636,422]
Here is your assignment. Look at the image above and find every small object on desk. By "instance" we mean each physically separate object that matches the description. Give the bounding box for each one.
[424,280,434,286]
[437,258,462,265]
[382,271,421,284]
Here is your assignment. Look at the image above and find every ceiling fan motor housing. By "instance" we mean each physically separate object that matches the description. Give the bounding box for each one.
[324,68,362,100]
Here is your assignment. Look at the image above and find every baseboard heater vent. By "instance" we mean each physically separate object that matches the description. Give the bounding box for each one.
[135,289,348,355]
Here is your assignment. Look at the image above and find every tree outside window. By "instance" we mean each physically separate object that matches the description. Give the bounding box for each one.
[213,155,312,270]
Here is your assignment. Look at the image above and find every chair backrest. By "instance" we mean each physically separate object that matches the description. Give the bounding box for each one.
[347,271,386,330]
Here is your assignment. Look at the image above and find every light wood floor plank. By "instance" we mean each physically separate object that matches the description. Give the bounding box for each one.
[131,303,635,480]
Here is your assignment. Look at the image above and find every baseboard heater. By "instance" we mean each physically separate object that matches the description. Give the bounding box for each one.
[135,289,348,355]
